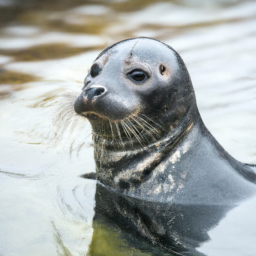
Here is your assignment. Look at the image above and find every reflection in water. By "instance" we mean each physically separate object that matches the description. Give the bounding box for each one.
[0,69,39,84]
[88,183,209,256]
[0,44,103,62]
[88,220,174,256]
[52,221,73,256]
[87,171,255,256]
[0,0,256,255]
[199,195,256,255]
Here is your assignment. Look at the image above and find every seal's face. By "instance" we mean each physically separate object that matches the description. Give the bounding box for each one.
[74,38,195,147]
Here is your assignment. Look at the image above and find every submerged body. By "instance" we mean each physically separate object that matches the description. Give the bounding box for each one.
[74,38,256,255]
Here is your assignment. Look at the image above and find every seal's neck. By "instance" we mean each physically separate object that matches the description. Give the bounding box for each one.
[92,108,196,189]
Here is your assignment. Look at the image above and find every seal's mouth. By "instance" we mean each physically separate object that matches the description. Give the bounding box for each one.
[80,112,100,120]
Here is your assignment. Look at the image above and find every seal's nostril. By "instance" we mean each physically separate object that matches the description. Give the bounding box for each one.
[84,86,106,100]
[94,87,105,97]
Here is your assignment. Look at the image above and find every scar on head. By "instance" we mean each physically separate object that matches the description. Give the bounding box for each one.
[130,40,139,56]
[125,40,139,64]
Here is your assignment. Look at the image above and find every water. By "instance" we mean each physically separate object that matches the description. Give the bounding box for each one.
[0,0,256,255]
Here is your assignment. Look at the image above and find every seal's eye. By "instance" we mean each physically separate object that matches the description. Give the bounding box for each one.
[90,63,102,77]
[160,65,166,75]
[127,70,148,84]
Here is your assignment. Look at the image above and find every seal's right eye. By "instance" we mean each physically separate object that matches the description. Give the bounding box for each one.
[90,63,102,77]
[127,69,148,84]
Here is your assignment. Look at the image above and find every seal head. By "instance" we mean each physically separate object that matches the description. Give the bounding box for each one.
[74,38,196,147]
[74,38,200,189]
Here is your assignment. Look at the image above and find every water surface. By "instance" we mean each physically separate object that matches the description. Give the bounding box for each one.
[0,0,256,255]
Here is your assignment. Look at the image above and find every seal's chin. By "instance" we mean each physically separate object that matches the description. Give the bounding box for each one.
[87,113,163,150]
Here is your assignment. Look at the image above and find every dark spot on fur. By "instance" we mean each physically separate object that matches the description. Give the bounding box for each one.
[119,180,130,189]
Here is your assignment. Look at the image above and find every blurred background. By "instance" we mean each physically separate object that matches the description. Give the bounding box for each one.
[0,0,256,255]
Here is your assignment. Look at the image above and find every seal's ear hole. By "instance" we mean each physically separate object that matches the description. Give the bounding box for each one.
[159,65,166,75]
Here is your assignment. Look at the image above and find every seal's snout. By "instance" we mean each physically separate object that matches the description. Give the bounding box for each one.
[74,93,85,114]
[74,85,107,115]
[85,85,107,101]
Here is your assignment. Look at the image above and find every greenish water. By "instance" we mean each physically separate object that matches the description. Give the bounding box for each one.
[0,0,256,255]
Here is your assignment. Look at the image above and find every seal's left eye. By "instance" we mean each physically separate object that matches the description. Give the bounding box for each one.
[127,70,148,84]
[90,63,102,77]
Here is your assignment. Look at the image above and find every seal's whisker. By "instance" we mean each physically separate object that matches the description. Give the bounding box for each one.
[140,114,162,128]
[137,115,161,135]
[55,107,73,125]
[121,120,133,145]
[84,132,92,141]
[32,89,89,155]
[127,118,146,144]
[131,116,155,142]
[115,122,124,147]
[98,122,106,164]
[108,120,115,143]
[122,120,135,142]
[54,110,74,137]
[137,117,160,135]
[77,142,85,157]
[125,119,144,146]
[69,117,80,134]
[69,140,75,157]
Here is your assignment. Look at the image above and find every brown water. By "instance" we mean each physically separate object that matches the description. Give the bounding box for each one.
[0,0,256,255]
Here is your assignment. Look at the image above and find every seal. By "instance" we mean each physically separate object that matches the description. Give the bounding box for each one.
[74,38,256,255]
